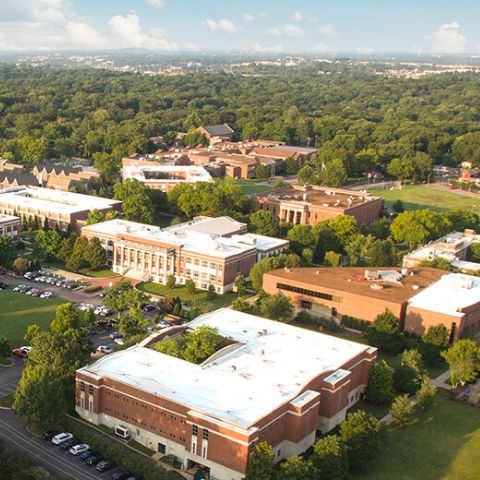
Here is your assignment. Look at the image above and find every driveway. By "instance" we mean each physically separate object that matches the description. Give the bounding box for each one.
[0,409,124,480]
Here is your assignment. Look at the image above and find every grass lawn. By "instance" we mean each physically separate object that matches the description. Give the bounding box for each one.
[235,179,273,195]
[136,282,241,309]
[0,290,66,347]
[350,399,389,420]
[369,185,480,212]
[78,267,116,278]
[356,395,480,480]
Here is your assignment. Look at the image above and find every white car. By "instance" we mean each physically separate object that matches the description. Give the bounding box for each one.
[94,306,103,315]
[69,443,90,455]
[114,338,124,346]
[40,291,53,299]
[25,288,38,296]
[13,285,25,292]
[97,345,113,354]
[52,432,73,445]
[20,346,32,353]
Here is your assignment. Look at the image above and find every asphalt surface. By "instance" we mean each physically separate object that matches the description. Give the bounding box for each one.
[0,409,124,480]
[1,272,104,305]
[0,357,23,397]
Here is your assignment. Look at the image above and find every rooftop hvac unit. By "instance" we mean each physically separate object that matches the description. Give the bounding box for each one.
[370,284,383,290]
[412,285,420,290]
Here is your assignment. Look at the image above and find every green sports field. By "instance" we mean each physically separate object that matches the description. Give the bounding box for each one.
[369,185,480,213]
[0,289,66,347]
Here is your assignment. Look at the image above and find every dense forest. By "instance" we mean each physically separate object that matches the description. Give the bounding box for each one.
[1,65,480,181]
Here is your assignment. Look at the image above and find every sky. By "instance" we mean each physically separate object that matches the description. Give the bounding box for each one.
[1,0,480,55]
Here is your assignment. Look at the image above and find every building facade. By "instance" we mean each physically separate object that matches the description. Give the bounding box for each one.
[75,309,377,480]
[0,214,20,240]
[255,185,384,225]
[0,187,122,232]
[82,216,289,293]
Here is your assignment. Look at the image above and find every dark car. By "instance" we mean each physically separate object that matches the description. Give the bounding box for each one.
[0,282,8,290]
[142,304,156,312]
[60,438,78,450]
[96,460,114,472]
[85,455,101,466]
[42,430,60,441]
[79,449,95,460]
[112,471,131,480]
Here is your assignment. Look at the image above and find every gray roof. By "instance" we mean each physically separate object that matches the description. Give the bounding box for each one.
[202,123,234,137]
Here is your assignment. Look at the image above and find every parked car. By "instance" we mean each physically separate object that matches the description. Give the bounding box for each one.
[42,430,60,441]
[112,471,132,480]
[0,282,8,290]
[24,271,40,280]
[60,438,79,450]
[109,331,123,340]
[79,449,95,460]
[20,346,32,354]
[100,307,114,317]
[25,288,38,296]
[96,460,114,472]
[11,347,28,359]
[69,443,90,455]
[51,432,73,445]
[97,345,113,354]
[40,291,53,299]
[31,289,45,297]
[85,455,101,466]
[114,338,124,346]
[13,284,26,292]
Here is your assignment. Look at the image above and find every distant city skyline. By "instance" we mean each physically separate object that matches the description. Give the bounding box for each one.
[1,0,480,55]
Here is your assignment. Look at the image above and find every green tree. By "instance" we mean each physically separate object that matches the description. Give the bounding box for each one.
[387,157,415,181]
[114,179,154,223]
[321,158,347,187]
[324,250,342,267]
[83,237,106,270]
[277,455,315,480]
[50,303,82,335]
[365,239,396,267]
[249,210,278,236]
[92,152,120,184]
[255,164,270,179]
[104,280,148,311]
[283,157,300,176]
[245,441,275,480]
[13,365,66,429]
[441,339,480,388]
[183,127,208,148]
[259,293,294,322]
[118,308,148,338]
[416,377,437,411]
[166,275,176,290]
[23,324,41,346]
[12,256,29,275]
[420,324,449,365]
[392,199,404,213]
[56,237,74,263]
[84,308,96,326]
[234,274,246,296]
[86,209,106,225]
[66,236,88,271]
[393,349,426,395]
[231,298,255,314]
[0,335,10,359]
[310,435,350,480]
[364,310,405,354]
[249,253,301,291]
[36,230,62,259]
[206,284,217,301]
[339,410,381,471]
[390,394,416,427]
[0,235,15,267]
[365,360,395,405]
[185,279,196,295]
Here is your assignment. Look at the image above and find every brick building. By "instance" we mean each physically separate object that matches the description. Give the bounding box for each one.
[0,187,122,232]
[264,267,480,341]
[82,216,289,293]
[75,309,377,480]
[0,214,20,240]
[255,185,384,225]
[197,124,235,144]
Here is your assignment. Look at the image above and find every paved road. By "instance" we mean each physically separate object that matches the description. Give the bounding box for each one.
[0,409,124,480]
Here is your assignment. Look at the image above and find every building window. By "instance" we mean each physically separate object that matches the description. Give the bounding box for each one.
[203,429,209,440]
[236,260,241,273]
[89,385,94,394]
[80,382,85,392]
[191,441,196,454]
[192,425,198,436]
[277,283,342,302]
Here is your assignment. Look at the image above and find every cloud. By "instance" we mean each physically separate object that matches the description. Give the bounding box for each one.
[108,12,177,49]
[243,12,268,23]
[357,47,375,55]
[251,42,284,53]
[268,24,304,38]
[145,0,165,8]
[202,18,239,34]
[318,24,336,37]
[292,11,303,22]
[426,22,466,53]
[0,0,109,50]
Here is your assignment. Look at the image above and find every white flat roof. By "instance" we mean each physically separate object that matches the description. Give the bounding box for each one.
[409,272,480,317]
[123,165,212,183]
[79,308,371,428]
[82,217,272,259]
[0,187,120,215]
[0,213,20,224]
[231,233,290,252]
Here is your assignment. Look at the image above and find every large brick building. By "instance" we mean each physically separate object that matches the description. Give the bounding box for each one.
[76,309,377,480]
[82,216,289,293]
[255,185,384,225]
[264,267,480,341]
[0,187,122,232]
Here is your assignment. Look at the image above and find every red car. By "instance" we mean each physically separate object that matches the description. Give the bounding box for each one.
[11,348,28,359]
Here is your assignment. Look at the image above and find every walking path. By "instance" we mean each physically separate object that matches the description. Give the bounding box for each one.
[379,369,451,425]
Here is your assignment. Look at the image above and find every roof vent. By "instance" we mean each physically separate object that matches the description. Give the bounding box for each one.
[230,365,237,372]
[262,329,268,335]
[412,285,420,290]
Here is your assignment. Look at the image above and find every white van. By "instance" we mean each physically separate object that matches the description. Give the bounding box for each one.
[114,425,129,439]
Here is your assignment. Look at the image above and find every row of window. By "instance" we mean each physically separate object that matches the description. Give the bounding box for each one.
[80,383,94,395]
[277,283,343,303]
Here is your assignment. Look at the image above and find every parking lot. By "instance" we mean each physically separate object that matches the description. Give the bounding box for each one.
[0,357,23,397]
[0,409,127,480]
